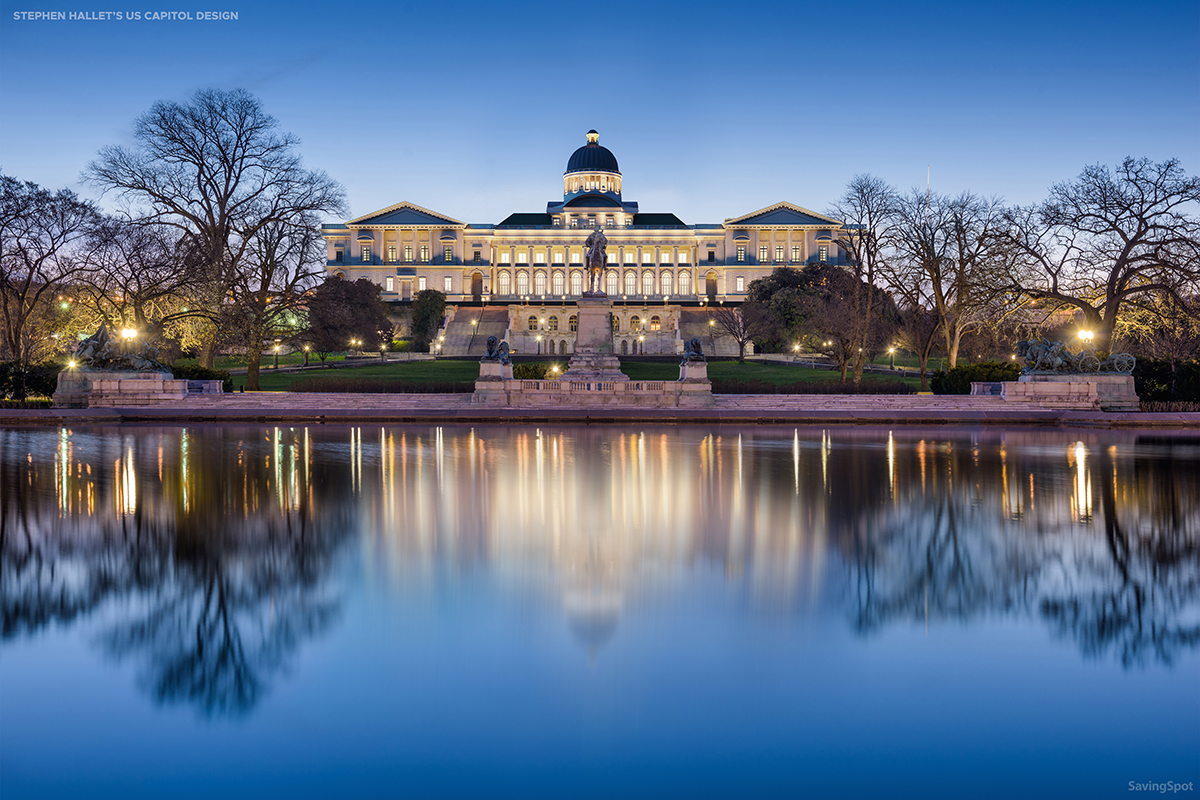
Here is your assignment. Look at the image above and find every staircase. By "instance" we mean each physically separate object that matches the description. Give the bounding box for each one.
[441,307,510,356]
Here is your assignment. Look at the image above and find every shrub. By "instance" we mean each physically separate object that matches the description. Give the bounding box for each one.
[1140,400,1200,413]
[512,362,551,380]
[1133,359,1199,403]
[170,364,234,393]
[0,361,63,399]
[930,361,1020,395]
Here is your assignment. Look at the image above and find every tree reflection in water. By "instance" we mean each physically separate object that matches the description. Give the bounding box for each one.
[0,426,354,716]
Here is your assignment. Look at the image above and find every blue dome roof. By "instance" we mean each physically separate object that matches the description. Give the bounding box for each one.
[565,130,620,175]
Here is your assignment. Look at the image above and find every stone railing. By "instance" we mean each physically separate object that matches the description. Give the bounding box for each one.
[476,377,713,408]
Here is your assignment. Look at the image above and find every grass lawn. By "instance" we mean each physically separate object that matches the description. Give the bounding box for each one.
[246,358,921,392]
[177,353,352,370]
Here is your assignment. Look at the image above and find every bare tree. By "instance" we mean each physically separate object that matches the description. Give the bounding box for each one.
[997,157,1200,353]
[709,302,770,362]
[0,174,99,397]
[84,88,346,368]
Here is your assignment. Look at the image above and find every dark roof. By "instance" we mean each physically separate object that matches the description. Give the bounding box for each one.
[563,193,622,208]
[497,212,552,227]
[633,213,687,228]
[565,132,620,174]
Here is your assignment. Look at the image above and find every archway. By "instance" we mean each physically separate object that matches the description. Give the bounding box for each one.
[471,271,483,301]
[705,271,717,301]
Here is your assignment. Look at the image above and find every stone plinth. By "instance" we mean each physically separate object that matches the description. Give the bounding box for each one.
[679,361,709,383]
[473,361,514,405]
[470,379,715,408]
[54,370,187,408]
[1001,374,1138,411]
[561,297,627,382]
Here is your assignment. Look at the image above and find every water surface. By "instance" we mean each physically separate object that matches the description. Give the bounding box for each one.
[1,424,1197,799]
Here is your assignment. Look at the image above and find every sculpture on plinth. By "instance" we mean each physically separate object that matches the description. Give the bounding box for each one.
[1016,338,1135,374]
[582,227,608,296]
[680,337,706,365]
[481,335,512,365]
[74,322,171,373]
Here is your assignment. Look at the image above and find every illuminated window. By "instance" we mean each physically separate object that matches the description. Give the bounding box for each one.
[404,245,412,262]
[606,216,615,227]
[612,316,621,333]
[553,217,561,227]
[386,276,395,292]
[361,246,371,263]
[552,271,565,295]
[624,271,636,295]
[607,252,617,264]
[497,271,511,295]
[533,270,546,295]
[641,271,654,295]
[443,246,452,263]
[548,316,559,332]
[606,271,619,295]
[569,315,578,332]
[570,271,582,295]
[473,250,481,263]
[570,218,578,228]
[792,245,800,262]
[819,245,828,262]
[759,245,768,262]
[444,276,452,293]
[553,250,564,264]
[535,249,546,264]
[736,276,745,292]
[625,217,633,228]
[388,245,396,262]
[528,315,538,331]
[679,271,692,295]
[500,252,511,264]
[776,245,784,262]
[516,270,529,295]
[517,249,529,264]
[660,272,673,295]
[420,245,429,263]
[679,249,689,264]
[642,251,653,264]
[651,315,662,332]
[660,251,671,264]
[625,252,635,263]
[630,315,642,332]
[418,276,427,291]
[736,246,746,262]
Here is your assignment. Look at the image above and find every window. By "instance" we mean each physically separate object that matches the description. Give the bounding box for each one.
[736,276,745,292]
[473,250,481,263]
[533,270,547,295]
[404,245,413,262]
[569,315,578,332]
[819,245,828,262]
[642,251,653,264]
[625,218,633,228]
[444,246,453,263]
[759,245,768,263]
[736,246,746,262]
[516,270,529,295]
[570,218,578,228]
[607,252,617,264]
[776,245,784,262]
[553,217,561,228]
[528,315,539,331]
[707,250,715,263]
[660,272,673,296]
[361,246,371,263]
[497,271,511,295]
[650,315,661,332]
[535,249,546,264]
[420,245,429,263]
[335,249,344,263]
[624,271,637,295]
[552,271,565,295]
[792,245,800,262]
[612,316,620,333]
[641,271,654,295]
[679,271,692,295]
[624,251,635,264]
[630,315,642,332]
[587,218,596,227]
[418,276,427,291]
[606,216,614,227]
[548,316,559,332]
[553,250,564,264]
[679,249,689,264]
[500,252,511,264]
[444,276,452,293]
[660,251,671,264]
[388,245,397,262]
[517,249,529,264]
[386,276,395,292]
[570,249,581,264]
[606,271,619,295]
[570,271,583,295]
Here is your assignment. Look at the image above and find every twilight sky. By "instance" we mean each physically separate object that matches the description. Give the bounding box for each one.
[1,0,1197,225]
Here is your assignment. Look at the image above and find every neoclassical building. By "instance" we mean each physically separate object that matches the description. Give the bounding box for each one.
[321,131,848,355]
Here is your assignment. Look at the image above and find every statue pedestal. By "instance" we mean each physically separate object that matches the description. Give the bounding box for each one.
[53,370,187,408]
[561,296,627,382]
[679,361,709,382]
[1002,374,1139,411]
[473,361,513,404]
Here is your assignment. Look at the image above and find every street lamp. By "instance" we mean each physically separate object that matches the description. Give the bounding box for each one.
[888,347,895,370]
[536,334,543,354]
[303,344,310,367]
[273,343,280,369]
[1078,329,1095,346]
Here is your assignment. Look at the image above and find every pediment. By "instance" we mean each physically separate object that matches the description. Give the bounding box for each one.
[724,202,841,228]
[348,202,464,227]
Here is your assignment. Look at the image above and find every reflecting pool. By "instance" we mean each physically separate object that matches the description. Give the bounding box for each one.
[1,425,1197,799]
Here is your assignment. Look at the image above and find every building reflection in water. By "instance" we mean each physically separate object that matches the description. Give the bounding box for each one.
[1,424,1198,716]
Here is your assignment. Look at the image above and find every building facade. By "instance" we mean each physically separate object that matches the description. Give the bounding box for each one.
[321,131,848,355]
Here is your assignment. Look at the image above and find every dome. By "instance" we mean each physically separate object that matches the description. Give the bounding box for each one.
[565,130,620,175]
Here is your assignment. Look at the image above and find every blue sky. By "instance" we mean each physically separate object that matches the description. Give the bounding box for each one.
[1,0,1197,224]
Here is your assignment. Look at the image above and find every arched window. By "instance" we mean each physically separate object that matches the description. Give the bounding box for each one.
[612,316,620,333]
[620,339,628,355]
[548,316,559,331]
[570,271,583,295]
[560,339,567,354]
[650,315,661,332]
[678,270,692,295]
[497,270,511,295]
[660,272,673,296]
[624,271,636,295]
[642,271,654,295]
[630,315,642,332]
[606,270,619,295]
[533,270,547,295]
[547,340,555,355]
[569,315,578,332]
[516,270,529,295]
[527,315,538,331]
[551,271,565,295]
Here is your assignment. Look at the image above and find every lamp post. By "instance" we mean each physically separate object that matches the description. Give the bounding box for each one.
[303,345,310,367]
[1078,329,1095,347]
[536,334,542,355]
[888,347,895,370]
[273,343,280,369]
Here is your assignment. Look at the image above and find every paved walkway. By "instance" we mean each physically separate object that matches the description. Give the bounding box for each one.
[3,392,1197,428]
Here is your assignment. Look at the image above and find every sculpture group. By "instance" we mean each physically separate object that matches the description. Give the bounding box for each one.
[1015,338,1135,375]
[74,322,170,373]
